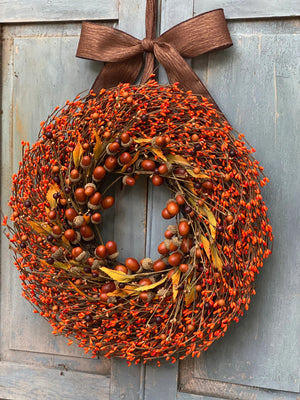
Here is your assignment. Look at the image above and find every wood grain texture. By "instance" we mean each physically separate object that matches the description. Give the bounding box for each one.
[194,0,300,19]
[180,17,300,397]
[109,2,148,398]
[0,22,111,370]
[0,361,110,400]
[144,361,178,400]
[0,0,118,23]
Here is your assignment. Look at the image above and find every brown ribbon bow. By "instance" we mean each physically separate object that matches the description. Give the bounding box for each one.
[76,5,232,109]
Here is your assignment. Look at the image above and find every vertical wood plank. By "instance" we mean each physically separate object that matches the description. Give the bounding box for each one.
[109,1,148,399]
[180,18,300,397]
[144,2,194,400]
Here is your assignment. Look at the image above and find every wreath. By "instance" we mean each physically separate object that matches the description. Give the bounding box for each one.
[5,80,273,364]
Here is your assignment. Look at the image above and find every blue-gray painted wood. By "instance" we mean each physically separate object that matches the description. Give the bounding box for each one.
[0,361,110,400]
[194,0,300,19]
[0,0,118,23]
[144,361,178,400]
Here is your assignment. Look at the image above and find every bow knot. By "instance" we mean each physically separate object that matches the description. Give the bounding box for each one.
[141,38,155,52]
[76,8,232,110]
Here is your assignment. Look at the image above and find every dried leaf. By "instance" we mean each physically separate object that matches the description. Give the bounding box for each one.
[185,285,196,306]
[166,154,190,166]
[121,151,140,172]
[130,275,167,292]
[204,205,217,240]
[68,280,94,300]
[93,132,103,160]
[46,183,60,209]
[171,269,181,301]
[134,138,152,143]
[28,220,52,235]
[73,142,84,168]
[187,168,210,179]
[99,267,136,283]
[210,245,223,273]
[151,147,167,162]
[200,234,211,258]
[53,261,69,271]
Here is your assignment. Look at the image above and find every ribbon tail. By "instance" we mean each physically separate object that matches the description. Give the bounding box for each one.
[91,55,144,94]
[154,42,223,114]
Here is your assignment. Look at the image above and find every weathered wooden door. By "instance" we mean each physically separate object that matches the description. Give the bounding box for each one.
[1,1,299,400]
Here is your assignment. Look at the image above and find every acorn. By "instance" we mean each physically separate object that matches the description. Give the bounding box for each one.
[93,166,106,182]
[141,159,156,171]
[153,259,167,272]
[101,282,116,294]
[118,152,132,165]
[140,258,153,270]
[72,215,85,228]
[104,156,117,171]
[95,245,107,259]
[120,134,133,148]
[105,240,117,255]
[91,212,101,224]
[75,188,87,205]
[122,176,136,186]
[64,229,81,244]
[47,210,57,222]
[84,183,96,197]
[168,251,183,267]
[139,291,155,303]
[80,155,92,169]
[166,200,180,216]
[178,219,190,236]
[52,225,62,239]
[101,196,114,209]
[151,175,164,186]
[115,264,128,274]
[65,208,78,222]
[88,192,102,210]
[107,142,120,155]
[80,225,94,241]
[125,257,140,272]
[69,169,82,183]
[71,247,89,263]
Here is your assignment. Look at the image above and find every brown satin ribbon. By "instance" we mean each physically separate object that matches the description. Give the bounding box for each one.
[76,5,232,109]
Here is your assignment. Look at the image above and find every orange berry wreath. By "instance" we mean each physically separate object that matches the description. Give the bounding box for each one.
[5,80,273,364]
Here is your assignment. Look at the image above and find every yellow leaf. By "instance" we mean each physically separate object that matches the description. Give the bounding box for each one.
[68,281,94,300]
[210,245,223,273]
[99,267,136,283]
[46,183,60,209]
[171,269,181,301]
[151,148,167,162]
[134,138,152,143]
[203,204,217,240]
[185,285,196,306]
[106,289,131,298]
[187,168,210,179]
[166,154,190,166]
[28,220,52,235]
[121,151,140,172]
[93,132,103,160]
[130,275,167,292]
[200,235,211,258]
[73,142,84,168]
[53,261,70,271]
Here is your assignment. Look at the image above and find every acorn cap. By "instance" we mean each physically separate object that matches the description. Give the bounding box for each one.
[141,258,153,270]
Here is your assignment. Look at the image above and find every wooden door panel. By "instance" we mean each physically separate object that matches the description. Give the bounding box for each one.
[0,0,118,23]
[174,4,300,399]
[194,0,299,19]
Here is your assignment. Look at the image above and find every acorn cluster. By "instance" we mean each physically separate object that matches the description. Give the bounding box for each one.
[6,80,272,364]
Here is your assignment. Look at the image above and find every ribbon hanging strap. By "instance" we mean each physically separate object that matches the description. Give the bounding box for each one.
[76,8,232,107]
